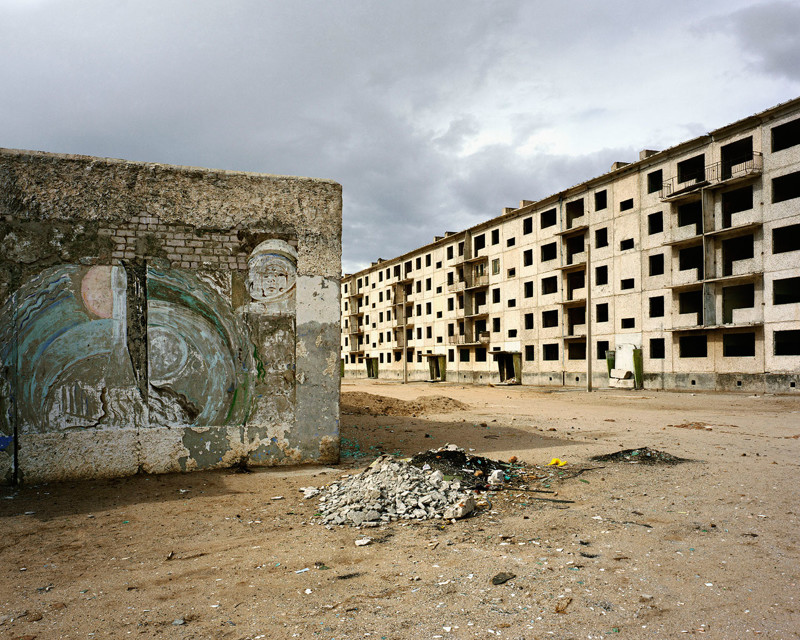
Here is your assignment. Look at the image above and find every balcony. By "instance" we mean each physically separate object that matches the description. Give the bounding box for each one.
[661,153,762,201]
[349,342,364,353]
[447,279,466,292]
[447,332,490,346]
[348,324,363,335]
[465,274,489,289]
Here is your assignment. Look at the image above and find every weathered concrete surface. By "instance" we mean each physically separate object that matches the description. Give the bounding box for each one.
[0,148,342,484]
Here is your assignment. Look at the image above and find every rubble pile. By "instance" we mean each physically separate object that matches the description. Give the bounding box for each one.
[314,454,476,527]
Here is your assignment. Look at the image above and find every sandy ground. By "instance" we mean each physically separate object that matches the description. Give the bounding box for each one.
[2,380,800,640]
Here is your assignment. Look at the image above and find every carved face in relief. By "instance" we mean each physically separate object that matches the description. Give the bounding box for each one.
[246,240,297,304]
[247,254,294,301]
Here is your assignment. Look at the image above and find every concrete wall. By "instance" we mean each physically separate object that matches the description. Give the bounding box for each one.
[0,148,342,484]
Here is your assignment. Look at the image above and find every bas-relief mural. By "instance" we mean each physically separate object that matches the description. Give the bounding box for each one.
[0,238,298,470]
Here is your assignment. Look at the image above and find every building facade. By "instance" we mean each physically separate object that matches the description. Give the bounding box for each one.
[341,98,800,392]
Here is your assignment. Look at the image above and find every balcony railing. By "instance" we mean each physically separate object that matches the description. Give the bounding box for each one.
[447,280,465,292]
[348,324,362,335]
[447,332,490,346]
[661,153,762,200]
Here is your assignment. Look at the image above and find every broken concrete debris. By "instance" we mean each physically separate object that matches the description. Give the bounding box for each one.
[314,453,475,526]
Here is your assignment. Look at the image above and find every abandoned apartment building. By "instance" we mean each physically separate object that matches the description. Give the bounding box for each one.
[340,97,800,392]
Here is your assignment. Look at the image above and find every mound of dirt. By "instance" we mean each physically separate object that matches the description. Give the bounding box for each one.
[590,447,689,465]
[341,392,470,416]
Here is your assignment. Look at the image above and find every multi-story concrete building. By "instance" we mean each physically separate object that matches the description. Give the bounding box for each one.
[341,98,800,392]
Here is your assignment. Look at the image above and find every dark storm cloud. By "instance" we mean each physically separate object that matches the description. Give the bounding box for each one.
[713,2,800,82]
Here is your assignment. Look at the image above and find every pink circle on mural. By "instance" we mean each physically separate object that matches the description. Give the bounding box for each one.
[81,265,114,318]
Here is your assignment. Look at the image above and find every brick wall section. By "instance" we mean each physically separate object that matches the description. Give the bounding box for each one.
[100,214,299,271]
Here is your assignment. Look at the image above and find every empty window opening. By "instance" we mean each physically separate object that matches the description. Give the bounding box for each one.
[649,295,665,318]
[772,117,800,153]
[678,154,705,184]
[773,223,800,253]
[525,345,535,361]
[648,211,663,235]
[650,338,665,359]
[491,229,499,245]
[567,306,586,335]
[475,348,487,362]
[649,253,665,276]
[621,317,635,329]
[723,332,755,357]
[446,246,454,260]
[474,234,486,254]
[507,268,516,278]
[677,200,703,235]
[722,185,754,227]
[567,270,585,300]
[620,278,635,290]
[595,264,608,285]
[679,289,703,325]
[594,190,607,211]
[459,348,470,362]
[566,198,585,228]
[492,288,500,304]
[620,238,634,251]
[722,234,754,276]
[722,283,755,324]
[492,317,500,332]
[543,343,559,361]
[448,349,454,362]
[524,281,534,298]
[620,198,634,211]
[597,340,610,360]
[679,334,707,358]
[596,303,609,323]
[415,257,422,270]
[507,298,517,308]
[775,330,800,356]
[721,136,753,180]
[507,329,517,338]
[541,242,557,262]
[507,237,516,247]
[542,309,559,327]
[566,235,585,264]
[567,341,586,360]
[679,244,704,278]
[541,208,557,229]
[773,170,800,203]
[458,242,465,257]
[426,254,431,267]
[523,248,533,266]
[647,169,663,194]
[524,312,534,330]
[523,217,533,235]
[774,277,800,305]
[595,227,608,248]
[541,276,558,295]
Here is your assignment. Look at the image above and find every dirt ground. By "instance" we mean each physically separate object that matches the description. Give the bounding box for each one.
[2,381,800,640]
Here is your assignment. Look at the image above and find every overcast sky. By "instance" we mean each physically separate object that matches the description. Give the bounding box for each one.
[2,0,799,273]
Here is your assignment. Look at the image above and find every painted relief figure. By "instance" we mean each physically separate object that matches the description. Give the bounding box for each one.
[0,262,253,435]
[240,239,297,316]
[0,265,145,432]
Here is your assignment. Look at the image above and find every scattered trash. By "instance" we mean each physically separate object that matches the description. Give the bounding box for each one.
[491,572,516,585]
[355,537,372,546]
[488,470,504,486]
[590,448,689,465]
[172,619,185,626]
[295,568,310,574]
[270,496,284,500]
[547,458,567,467]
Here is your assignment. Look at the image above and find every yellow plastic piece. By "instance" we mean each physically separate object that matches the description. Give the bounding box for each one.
[547,458,567,467]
